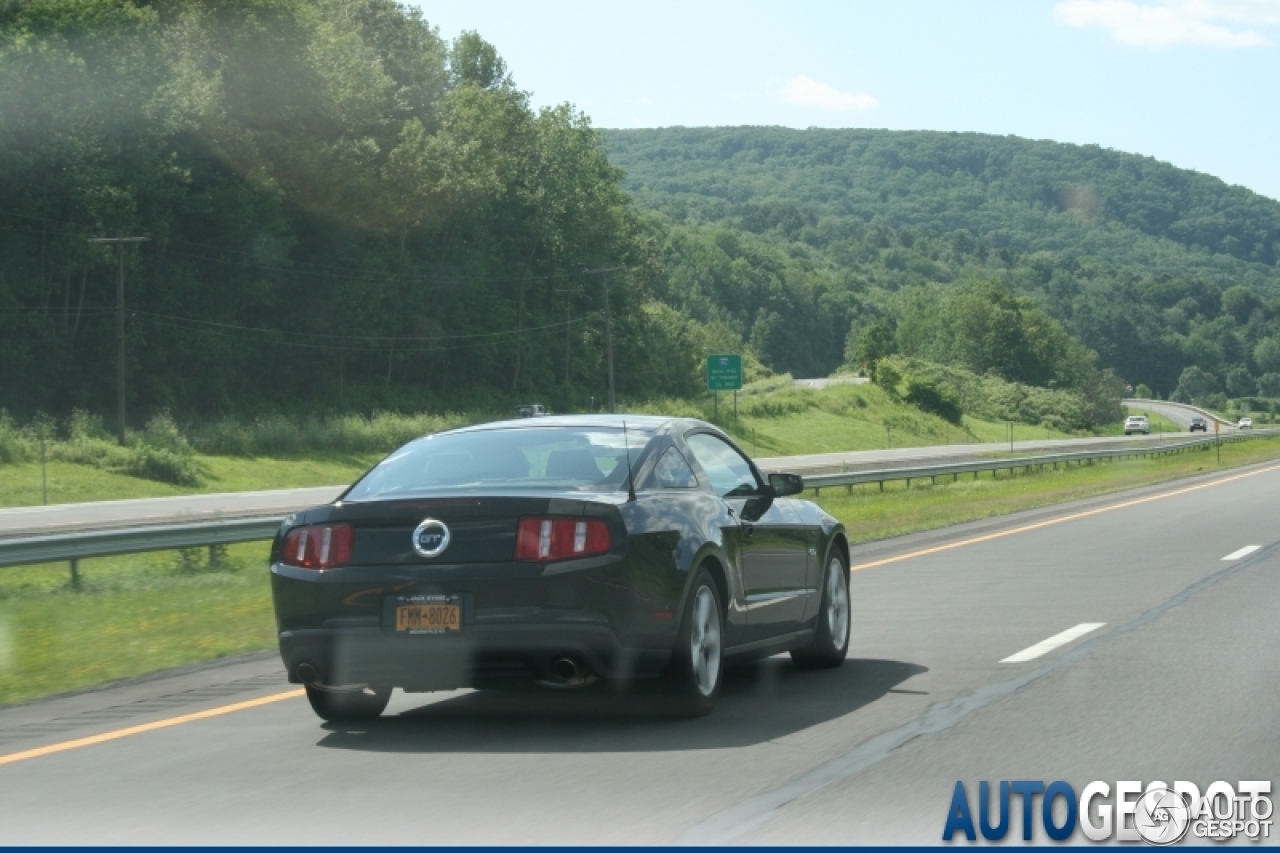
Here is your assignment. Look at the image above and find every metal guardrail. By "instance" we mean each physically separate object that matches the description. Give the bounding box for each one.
[0,516,285,587]
[802,429,1280,495]
[2,428,1278,581]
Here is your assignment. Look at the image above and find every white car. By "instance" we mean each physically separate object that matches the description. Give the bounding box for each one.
[1123,415,1150,435]
[1238,417,1253,430]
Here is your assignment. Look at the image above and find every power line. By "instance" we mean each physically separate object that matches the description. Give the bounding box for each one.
[130,313,604,354]
[128,308,604,343]
[0,209,632,287]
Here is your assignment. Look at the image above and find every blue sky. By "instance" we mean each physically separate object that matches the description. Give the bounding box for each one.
[409,0,1280,200]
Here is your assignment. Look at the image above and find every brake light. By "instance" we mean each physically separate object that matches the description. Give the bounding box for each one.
[282,523,354,570]
[515,517,610,561]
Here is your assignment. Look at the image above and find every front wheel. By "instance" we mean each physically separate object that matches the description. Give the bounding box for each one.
[305,684,391,723]
[792,551,850,669]
[662,568,724,716]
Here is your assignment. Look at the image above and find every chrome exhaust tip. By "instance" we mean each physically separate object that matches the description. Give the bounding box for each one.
[295,661,319,684]
[552,657,587,680]
[537,657,596,689]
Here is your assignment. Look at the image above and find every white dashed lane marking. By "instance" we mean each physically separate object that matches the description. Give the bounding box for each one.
[1221,545,1261,561]
[1000,623,1106,663]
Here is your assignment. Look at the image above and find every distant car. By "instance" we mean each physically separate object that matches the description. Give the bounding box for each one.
[1189,417,1208,433]
[513,403,550,418]
[1123,415,1150,436]
[1238,417,1253,430]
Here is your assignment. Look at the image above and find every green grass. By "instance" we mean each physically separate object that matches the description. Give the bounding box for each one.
[638,382,1077,458]
[0,542,276,707]
[1087,406,1183,437]
[0,453,378,509]
[815,434,1280,545]
[960,417,1075,445]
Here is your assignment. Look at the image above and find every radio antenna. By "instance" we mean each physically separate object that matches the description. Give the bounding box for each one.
[622,420,637,502]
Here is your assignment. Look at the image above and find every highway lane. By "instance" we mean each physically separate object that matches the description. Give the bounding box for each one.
[0,459,1277,843]
[0,485,344,538]
[0,431,1193,538]
[1125,398,1235,430]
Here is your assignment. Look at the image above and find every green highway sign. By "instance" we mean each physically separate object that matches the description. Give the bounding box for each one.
[706,353,743,391]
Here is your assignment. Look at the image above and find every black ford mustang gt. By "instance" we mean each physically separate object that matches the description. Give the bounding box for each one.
[270,415,851,721]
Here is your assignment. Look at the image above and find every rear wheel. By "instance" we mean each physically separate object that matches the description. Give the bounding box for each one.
[662,568,723,716]
[792,552,850,669]
[305,684,391,723]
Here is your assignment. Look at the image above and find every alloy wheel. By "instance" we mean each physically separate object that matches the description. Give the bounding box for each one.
[826,556,850,648]
[689,586,722,697]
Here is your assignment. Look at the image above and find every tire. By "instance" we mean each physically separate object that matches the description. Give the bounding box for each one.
[791,550,850,670]
[305,684,391,723]
[662,568,724,717]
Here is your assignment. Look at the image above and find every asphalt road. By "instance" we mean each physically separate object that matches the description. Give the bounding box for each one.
[791,376,869,389]
[1124,398,1234,430]
[0,486,344,538]
[1,458,1277,844]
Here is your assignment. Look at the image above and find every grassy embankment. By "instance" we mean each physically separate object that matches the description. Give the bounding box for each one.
[0,381,1067,509]
[3,431,1279,708]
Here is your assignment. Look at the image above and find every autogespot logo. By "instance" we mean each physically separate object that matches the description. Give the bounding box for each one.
[943,780,1273,844]
[1134,787,1191,845]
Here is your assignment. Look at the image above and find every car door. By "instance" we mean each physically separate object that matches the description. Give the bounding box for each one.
[683,431,810,643]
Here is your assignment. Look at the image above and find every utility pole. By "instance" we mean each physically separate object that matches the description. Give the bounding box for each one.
[88,236,149,446]
[554,288,583,386]
[584,267,624,413]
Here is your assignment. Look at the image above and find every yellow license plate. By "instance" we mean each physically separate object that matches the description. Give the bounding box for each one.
[396,603,462,633]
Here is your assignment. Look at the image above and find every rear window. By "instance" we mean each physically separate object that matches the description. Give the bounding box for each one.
[344,427,654,500]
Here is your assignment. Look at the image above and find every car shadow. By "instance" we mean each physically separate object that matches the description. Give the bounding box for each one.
[314,657,926,754]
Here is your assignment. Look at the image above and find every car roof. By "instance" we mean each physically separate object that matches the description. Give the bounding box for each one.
[441,413,687,436]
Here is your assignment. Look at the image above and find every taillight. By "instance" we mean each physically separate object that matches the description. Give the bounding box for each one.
[282,523,354,570]
[515,517,610,561]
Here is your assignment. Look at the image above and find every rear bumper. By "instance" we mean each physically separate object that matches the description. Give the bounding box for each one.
[279,624,672,690]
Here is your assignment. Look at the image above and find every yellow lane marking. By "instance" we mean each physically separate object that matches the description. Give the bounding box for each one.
[0,689,304,768]
[849,461,1280,573]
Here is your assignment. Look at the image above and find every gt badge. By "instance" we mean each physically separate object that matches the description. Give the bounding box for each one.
[412,518,451,558]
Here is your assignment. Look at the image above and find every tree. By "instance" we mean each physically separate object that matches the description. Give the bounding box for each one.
[1225,367,1255,397]
[849,322,895,378]
[874,360,902,395]
[1254,338,1280,374]
[1258,373,1280,397]
[1220,285,1262,324]
[1171,366,1220,404]
[903,377,962,424]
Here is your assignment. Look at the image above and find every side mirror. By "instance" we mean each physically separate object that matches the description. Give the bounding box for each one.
[768,472,804,497]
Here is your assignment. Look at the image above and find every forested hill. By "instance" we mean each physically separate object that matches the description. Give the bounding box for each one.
[606,127,1280,289]
[606,127,1280,404]
[3,2,1277,428]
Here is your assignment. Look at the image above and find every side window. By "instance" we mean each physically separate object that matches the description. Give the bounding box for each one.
[652,446,698,489]
[684,433,760,498]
